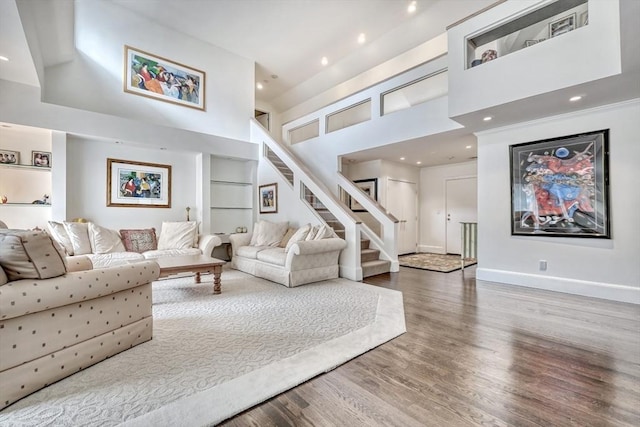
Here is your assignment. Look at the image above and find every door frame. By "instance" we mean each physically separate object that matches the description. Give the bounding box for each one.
[387,178,418,255]
[444,175,477,255]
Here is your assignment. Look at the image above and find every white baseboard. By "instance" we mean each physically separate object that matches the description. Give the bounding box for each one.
[476,268,640,304]
[417,245,444,254]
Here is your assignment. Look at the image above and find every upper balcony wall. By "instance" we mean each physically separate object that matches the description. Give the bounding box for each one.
[448,0,622,122]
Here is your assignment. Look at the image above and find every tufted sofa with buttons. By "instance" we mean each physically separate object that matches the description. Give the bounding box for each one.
[0,245,159,409]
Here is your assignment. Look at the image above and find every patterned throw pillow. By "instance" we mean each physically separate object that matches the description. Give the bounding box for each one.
[119,228,157,253]
[0,230,67,281]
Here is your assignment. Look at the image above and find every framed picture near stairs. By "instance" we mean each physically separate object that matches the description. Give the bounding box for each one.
[259,183,278,214]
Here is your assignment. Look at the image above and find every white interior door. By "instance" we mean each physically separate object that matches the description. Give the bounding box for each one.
[445,177,478,254]
[387,179,417,255]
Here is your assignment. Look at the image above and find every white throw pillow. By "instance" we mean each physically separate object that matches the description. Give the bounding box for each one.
[285,224,311,252]
[253,220,289,247]
[47,221,74,255]
[305,225,319,241]
[63,221,92,255]
[88,223,126,254]
[249,222,261,246]
[313,225,334,240]
[157,221,198,250]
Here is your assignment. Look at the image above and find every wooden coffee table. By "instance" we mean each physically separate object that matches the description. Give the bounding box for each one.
[155,255,226,294]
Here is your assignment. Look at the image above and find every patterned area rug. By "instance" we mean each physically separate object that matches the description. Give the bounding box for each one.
[0,269,405,426]
[399,253,477,273]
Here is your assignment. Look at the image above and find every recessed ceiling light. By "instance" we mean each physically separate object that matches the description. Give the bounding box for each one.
[400,157,405,160]
[465,145,472,149]
[270,74,278,79]
[358,33,366,44]
[256,82,263,90]
[0,56,8,62]
[570,95,582,102]
[416,161,422,165]
[160,147,167,151]
[483,116,492,121]
[408,1,417,13]
[321,56,328,66]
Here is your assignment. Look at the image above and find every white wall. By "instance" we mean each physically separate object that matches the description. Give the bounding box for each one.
[65,136,199,232]
[476,100,640,303]
[419,161,477,253]
[42,0,254,142]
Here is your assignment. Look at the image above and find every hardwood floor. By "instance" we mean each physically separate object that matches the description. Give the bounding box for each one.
[222,267,640,426]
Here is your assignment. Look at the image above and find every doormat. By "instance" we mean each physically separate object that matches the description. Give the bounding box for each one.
[398,253,477,273]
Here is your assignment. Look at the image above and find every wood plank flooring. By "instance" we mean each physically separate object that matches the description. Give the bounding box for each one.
[221,267,640,426]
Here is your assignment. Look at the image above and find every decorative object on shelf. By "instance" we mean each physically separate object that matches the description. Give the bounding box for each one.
[509,129,610,238]
[1,195,7,204]
[124,45,206,111]
[107,158,171,208]
[350,178,378,212]
[0,149,19,164]
[549,13,576,38]
[481,49,498,63]
[259,183,278,214]
[32,194,50,205]
[32,150,51,167]
[470,59,483,67]
[236,227,243,233]
[242,227,247,233]
[186,206,191,221]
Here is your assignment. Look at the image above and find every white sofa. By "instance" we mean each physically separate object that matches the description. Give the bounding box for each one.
[0,229,159,409]
[229,221,347,287]
[47,221,222,268]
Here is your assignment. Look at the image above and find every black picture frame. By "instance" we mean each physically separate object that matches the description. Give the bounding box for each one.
[350,178,378,212]
[509,129,610,238]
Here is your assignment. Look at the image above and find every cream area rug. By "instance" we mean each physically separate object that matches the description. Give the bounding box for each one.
[0,269,405,426]
[398,252,477,273]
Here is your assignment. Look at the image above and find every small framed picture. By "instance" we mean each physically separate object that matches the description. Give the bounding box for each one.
[259,183,278,214]
[32,151,51,167]
[350,178,378,212]
[549,13,577,38]
[0,149,19,164]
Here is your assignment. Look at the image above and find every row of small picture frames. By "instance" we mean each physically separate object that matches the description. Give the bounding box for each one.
[0,149,51,167]
[525,10,588,47]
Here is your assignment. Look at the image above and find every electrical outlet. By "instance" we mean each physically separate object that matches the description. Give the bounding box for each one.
[539,260,547,271]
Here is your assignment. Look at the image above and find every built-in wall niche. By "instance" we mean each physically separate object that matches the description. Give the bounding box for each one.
[466,0,588,69]
[210,156,255,234]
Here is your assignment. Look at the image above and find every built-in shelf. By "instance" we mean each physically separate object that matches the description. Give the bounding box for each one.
[0,164,51,172]
[210,207,253,210]
[210,180,252,186]
[210,156,256,234]
[0,203,51,207]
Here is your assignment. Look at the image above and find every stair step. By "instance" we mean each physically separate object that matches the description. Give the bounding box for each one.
[362,260,391,278]
[360,239,370,250]
[361,248,380,263]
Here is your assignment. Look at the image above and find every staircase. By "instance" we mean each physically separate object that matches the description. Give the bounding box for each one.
[301,184,345,238]
[360,238,391,278]
[265,145,293,185]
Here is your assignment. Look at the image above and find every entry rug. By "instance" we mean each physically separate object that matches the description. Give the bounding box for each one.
[0,269,405,426]
[399,252,477,273]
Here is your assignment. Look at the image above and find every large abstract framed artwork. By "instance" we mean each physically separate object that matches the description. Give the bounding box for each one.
[510,129,610,238]
[350,178,378,212]
[124,45,205,111]
[107,158,171,208]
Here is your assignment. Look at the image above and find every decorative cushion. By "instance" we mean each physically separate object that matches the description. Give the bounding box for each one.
[88,223,126,254]
[120,228,157,253]
[313,225,334,240]
[251,220,289,247]
[47,221,74,255]
[286,224,312,252]
[157,221,198,250]
[0,230,67,281]
[249,222,261,246]
[305,225,319,241]
[63,222,92,255]
[0,266,7,286]
[278,227,296,248]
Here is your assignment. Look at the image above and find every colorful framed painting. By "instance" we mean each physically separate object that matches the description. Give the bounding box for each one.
[107,158,172,208]
[259,183,278,214]
[124,45,205,111]
[510,129,610,238]
[350,178,378,212]
[0,149,19,165]
[32,151,51,167]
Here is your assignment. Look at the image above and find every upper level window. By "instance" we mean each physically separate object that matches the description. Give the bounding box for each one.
[326,99,371,134]
[466,0,588,69]
[381,70,448,116]
[288,119,319,144]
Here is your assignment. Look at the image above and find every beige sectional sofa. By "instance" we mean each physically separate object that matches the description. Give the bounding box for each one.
[47,220,221,268]
[229,221,347,287]
[0,229,159,409]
